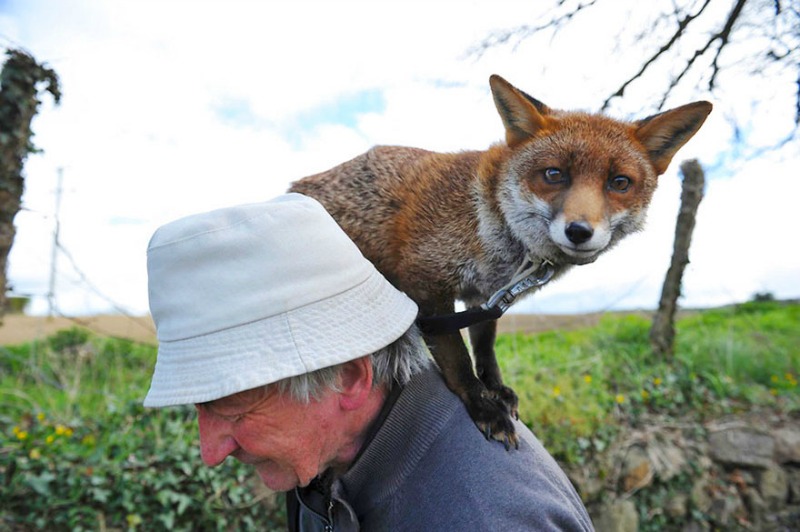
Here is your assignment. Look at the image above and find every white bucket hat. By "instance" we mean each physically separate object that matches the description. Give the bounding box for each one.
[143,193,419,407]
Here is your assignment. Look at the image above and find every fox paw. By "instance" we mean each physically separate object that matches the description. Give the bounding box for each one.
[487,384,519,420]
[469,394,519,451]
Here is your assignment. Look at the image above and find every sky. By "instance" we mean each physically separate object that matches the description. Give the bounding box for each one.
[2,0,799,317]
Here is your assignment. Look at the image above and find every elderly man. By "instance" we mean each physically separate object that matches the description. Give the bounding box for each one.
[143,193,593,531]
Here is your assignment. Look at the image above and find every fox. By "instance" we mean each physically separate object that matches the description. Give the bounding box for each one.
[289,74,712,447]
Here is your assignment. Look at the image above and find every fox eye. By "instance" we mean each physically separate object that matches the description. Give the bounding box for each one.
[543,168,566,184]
[608,175,632,192]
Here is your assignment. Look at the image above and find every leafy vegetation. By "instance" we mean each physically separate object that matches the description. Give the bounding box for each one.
[1,300,797,528]
[1,330,285,530]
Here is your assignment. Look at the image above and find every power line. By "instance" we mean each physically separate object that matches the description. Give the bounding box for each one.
[54,241,155,335]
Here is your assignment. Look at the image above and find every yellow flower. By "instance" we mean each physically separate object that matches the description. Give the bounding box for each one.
[785,373,795,382]
[615,394,625,404]
[82,434,96,447]
[29,448,41,459]
[12,426,21,435]
[552,386,561,397]
[583,375,592,384]
[55,424,68,436]
[64,428,74,437]
[127,514,143,527]
[771,375,780,383]
[16,430,28,441]
[653,377,662,386]
[36,412,46,422]
[641,390,650,400]
[46,435,55,444]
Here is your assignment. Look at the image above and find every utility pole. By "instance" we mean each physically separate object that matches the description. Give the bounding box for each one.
[47,167,63,318]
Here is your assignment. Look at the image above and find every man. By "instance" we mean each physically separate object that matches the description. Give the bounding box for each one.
[144,193,594,531]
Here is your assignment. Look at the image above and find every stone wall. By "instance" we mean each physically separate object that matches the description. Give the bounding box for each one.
[566,411,800,530]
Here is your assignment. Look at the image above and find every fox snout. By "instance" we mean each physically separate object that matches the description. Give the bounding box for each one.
[565,221,594,245]
[549,216,613,265]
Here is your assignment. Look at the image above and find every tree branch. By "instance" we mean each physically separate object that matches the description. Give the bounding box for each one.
[601,0,713,110]
[707,0,748,91]
[468,0,599,59]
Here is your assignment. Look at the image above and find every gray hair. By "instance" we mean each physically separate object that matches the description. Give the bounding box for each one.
[275,324,432,403]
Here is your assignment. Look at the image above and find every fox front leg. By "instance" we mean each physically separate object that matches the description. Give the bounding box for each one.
[468,319,519,420]
[424,329,518,450]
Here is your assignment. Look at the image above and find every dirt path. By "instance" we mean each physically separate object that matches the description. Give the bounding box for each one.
[0,314,157,345]
[0,310,652,346]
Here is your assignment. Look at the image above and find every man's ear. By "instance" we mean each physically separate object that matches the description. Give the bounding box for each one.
[337,356,374,411]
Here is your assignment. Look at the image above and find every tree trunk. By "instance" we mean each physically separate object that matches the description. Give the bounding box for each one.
[650,159,705,359]
[0,49,60,319]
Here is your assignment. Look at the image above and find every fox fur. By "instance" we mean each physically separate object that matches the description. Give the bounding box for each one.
[290,75,712,446]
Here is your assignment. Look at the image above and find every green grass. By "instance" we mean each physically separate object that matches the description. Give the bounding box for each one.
[498,301,800,464]
[1,300,798,528]
[1,328,156,422]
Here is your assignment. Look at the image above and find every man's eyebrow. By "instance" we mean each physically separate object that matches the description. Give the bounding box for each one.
[195,386,273,415]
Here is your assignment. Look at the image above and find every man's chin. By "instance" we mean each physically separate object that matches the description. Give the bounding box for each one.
[256,467,300,492]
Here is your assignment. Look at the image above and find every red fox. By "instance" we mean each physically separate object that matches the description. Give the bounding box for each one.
[290,75,712,447]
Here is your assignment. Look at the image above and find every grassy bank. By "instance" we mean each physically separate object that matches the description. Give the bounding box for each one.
[502,300,800,464]
[1,301,798,529]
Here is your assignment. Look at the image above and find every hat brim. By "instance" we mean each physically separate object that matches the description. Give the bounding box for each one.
[143,270,418,407]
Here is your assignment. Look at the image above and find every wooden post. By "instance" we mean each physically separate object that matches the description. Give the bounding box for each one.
[650,159,705,359]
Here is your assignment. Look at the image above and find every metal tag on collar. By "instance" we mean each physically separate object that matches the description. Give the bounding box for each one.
[481,259,555,313]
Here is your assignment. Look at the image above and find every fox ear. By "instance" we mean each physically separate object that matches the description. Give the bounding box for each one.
[635,101,713,174]
[490,75,552,147]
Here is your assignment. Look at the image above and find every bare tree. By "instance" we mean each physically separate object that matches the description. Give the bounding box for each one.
[0,49,60,319]
[472,0,799,133]
[650,160,705,359]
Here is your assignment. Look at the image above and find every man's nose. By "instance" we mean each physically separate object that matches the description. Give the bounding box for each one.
[196,407,240,466]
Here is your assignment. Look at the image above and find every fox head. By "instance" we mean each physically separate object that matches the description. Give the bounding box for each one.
[487,74,712,266]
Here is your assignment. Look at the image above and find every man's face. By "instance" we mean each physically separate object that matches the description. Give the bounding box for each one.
[195,385,343,491]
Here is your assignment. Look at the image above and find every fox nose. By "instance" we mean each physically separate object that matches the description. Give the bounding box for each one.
[565,222,594,245]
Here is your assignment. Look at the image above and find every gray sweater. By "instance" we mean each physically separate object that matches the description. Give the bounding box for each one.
[288,368,594,531]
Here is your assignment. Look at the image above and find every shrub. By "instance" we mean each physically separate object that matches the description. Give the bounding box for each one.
[1,402,286,530]
[1,330,287,530]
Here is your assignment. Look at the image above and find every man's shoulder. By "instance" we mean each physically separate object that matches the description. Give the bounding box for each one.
[412,386,569,487]
[399,369,559,471]
[390,370,594,530]
[342,369,594,530]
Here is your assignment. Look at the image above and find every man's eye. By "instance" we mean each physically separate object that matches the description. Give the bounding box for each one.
[199,404,244,422]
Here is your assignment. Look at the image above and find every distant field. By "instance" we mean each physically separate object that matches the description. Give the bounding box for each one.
[0,314,157,345]
[0,310,667,345]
